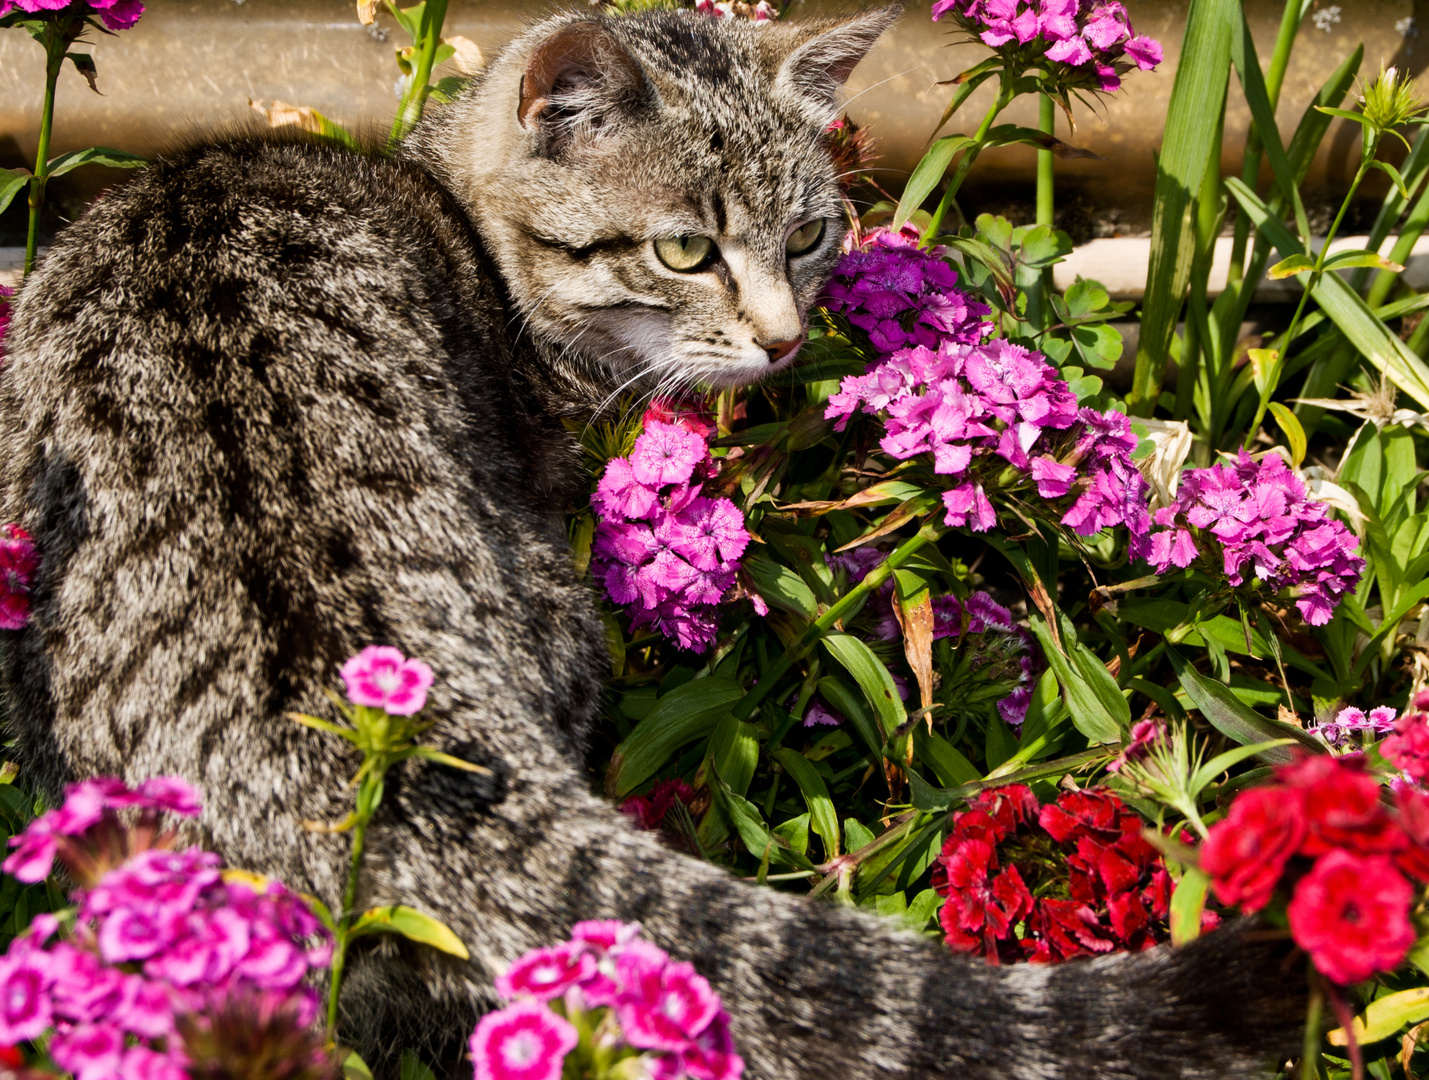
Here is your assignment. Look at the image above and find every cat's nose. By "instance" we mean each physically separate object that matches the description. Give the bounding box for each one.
[763,336,804,363]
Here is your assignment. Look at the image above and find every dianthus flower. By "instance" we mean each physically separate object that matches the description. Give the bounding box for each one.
[1145,450,1363,626]
[339,645,434,716]
[930,0,1161,94]
[1310,704,1398,747]
[592,416,750,653]
[930,785,1180,964]
[0,523,39,632]
[0,0,145,31]
[0,777,334,1077]
[474,923,743,1080]
[826,337,1150,550]
[1200,752,1427,984]
[1383,708,1429,784]
[620,778,697,835]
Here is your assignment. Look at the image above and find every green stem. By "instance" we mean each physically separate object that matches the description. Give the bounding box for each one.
[1244,153,1372,448]
[924,81,1014,242]
[326,782,375,1033]
[387,0,449,150]
[1302,979,1325,1080]
[24,25,66,278]
[1036,94,1055,227]
[729,525,941,723]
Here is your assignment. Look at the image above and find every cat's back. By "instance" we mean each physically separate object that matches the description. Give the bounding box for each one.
[0,136,605,805]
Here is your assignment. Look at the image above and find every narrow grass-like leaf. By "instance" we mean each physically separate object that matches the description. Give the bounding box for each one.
[0,169,28,219]
[1230,12,1309,243]
[821,633,907,738]
[1328,987,1429,1047]
[1266,402,1306,466]
[772,747,840,858]
[1129,0,1238,413]
[609,677,742,797]
[1167,648,1322,761]
[46,146,147,176]
[893,135,974,231]
[1170,867,1211,946]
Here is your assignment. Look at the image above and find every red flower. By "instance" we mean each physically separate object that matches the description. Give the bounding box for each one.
[1038,788,1134,844]
[1200,786,1306,911]
[1279,754,1405,856]
[1383,711,1429,784]
[937,839,1032,961]
[1286,850,1415,985]
[1395,786,1429,882]
[1025,898,1115,962]
[620,779,695,832]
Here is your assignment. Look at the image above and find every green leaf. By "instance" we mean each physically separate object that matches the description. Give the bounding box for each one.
[741,554,817,620]
[1028,617,1124,745]
[984,716,1018,771]
[816,677,883,762]
[1268,254,1314,280]
[1167,649,1322,762]
[343,1052,375,1080]
[1169,867,1210,946]
[893,135,974,231]
[1266,402,1307,467]
[710,716,759,798]
[1313,105,1368,124]
[772,812,810,858]
[1328,987,1429,1047]
[913,726,980,787]
[845,818,877,853]
[1016,224,1073,268]
[609,677,742,797]
[1230,13,1310,242]
[1070,322,1122,370]
[1129,0,1238,413]
[348,905,469,958]
[427,75,467,104]
[1320,247,1404,275]
[0,168,29,218]
[716,779,815,870]
[46,147,147,177]
[1189,740,1293,795]
[821,633,906,739]
[399,1052,437,1080]
[905,887,943,931]
[772,747,840,858]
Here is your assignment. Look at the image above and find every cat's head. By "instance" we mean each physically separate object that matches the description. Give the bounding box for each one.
[424,6,899,398]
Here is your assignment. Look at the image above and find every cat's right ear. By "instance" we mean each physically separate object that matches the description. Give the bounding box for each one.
[517,21,649,159]
[774,6,901,124]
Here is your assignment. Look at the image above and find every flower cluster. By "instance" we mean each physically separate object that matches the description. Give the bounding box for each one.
[1200,753,1428,984]
[592,412,750,653]
[339,644,434,717]
[1310,703,1398,748]
[0,523,39,632]
[471,922,742,1080]
[1382,697,1429,784]
[0,777,334,1079]
[0,0,144,31]
[931,0,1161,93]
[930,784,1182,964]
[821,229,992,354]
[826,335,1150,549]
[1145,450,1364,626]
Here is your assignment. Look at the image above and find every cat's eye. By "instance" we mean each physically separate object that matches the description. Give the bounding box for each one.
[786,219,826,257]
[654,235,716,272]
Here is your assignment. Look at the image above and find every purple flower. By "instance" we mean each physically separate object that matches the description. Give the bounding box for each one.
[470,1000,578,1080]
[803,699,844,727]
[339,645,434,715]
[0,523,40,631]
[1144,451,1363,625]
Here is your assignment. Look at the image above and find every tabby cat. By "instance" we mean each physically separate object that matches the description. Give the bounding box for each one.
[0,7,1301,1077]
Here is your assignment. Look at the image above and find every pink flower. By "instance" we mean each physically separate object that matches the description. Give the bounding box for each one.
[614,940,720,1052]
[682,1013,745,1080]
[1287,850,1415,985]
[339,645,434,715]
[0,524,40,631]
[941,482,996,532]
[469,1000,577,1080]
[629,421,708,488]
[51,1022,127,1080]
[0,950,52,1043]
[569,920,641,956]
[135,776,202,818]
[0,286,12,368]
[92,0,145,31]
[495,944,596,1002]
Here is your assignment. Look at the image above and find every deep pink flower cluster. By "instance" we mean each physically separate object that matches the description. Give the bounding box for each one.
[0,777,332,1079]
[0,523,39,631]
[592,414,750,653]
[821,229,993,354]
[930,785,1186,964]
[931,0,1161,93]
[1201,754,1427,985]
[471,922,742,1080]
[1145,450,1363,626]
[339,644,434,717]
[0,0,143,31]
[826,338,1150,550]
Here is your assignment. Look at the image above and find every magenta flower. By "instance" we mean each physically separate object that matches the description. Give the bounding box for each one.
[0,949,53,1043]
[339,645,434,715]
[614,940,720,1053]
[470,1000,578,1080]
[51,1021,126,1080]
[495,944,596,1002]
[0,286,12,368]
[629,421,708,488]
[0,523,40,631]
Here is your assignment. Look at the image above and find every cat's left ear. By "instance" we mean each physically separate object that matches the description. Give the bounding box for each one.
[774,6,901,122]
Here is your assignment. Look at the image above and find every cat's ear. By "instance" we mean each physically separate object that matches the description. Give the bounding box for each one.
[774,6,901,122]
[517,21,650,157]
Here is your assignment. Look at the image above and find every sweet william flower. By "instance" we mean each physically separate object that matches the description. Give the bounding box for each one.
[339,645,434,716]
[1199,786,1306,912]
[0,524,39,632]
[1287,850,1416,985]
[470,1000,579,1080]
[614,940,720,1053]
[495,944,595,1003]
